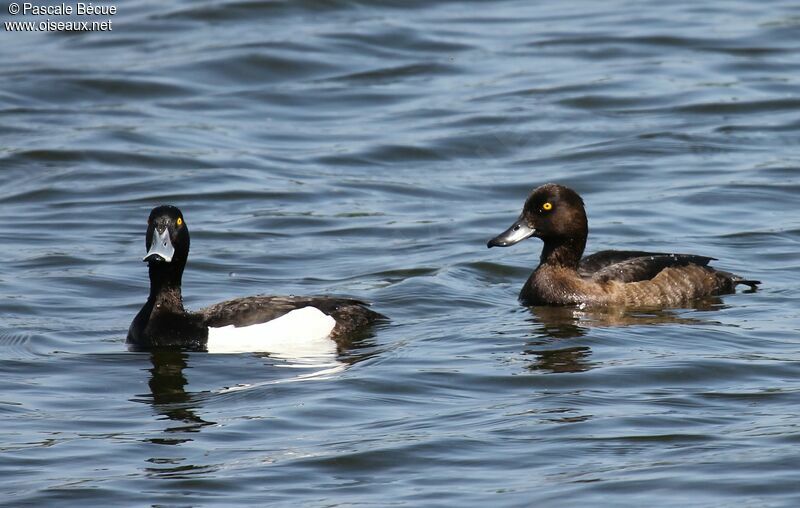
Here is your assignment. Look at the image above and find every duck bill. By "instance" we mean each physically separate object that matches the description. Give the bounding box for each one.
[144,228,175,263]
[487,218,535,248]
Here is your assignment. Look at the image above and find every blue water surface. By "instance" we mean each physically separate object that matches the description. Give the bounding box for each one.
[1,0,799,506]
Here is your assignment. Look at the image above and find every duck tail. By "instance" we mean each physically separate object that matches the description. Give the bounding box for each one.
[715,270,760,292]
[734,278,761,290]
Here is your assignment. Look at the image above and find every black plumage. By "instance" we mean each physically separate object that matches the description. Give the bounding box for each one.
[127,205,385,350]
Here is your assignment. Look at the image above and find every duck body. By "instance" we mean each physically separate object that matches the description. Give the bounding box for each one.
[128,288,208,350]
[488,184,759,308]
[522,250,749,307]
[127,205,384,352]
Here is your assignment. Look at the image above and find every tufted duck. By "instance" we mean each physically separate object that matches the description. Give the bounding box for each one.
[128,205,385,352]
[487,184,760,307]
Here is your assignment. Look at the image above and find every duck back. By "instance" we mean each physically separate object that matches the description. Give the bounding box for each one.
[201,295,385,340]
[522,260,759,307]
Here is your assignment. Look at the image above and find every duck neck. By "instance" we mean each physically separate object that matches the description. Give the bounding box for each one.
[147,262,185,313]
[539,236,585,270]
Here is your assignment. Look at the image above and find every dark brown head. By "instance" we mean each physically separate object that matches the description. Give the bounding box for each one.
[487,183,588,267]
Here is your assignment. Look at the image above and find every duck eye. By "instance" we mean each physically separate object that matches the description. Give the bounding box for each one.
[176,217,183,227]
[542,202,553,211]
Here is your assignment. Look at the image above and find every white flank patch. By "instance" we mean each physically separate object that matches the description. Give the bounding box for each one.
[207,306,337,357]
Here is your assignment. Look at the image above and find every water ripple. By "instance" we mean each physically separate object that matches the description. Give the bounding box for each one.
[0,0,798,505]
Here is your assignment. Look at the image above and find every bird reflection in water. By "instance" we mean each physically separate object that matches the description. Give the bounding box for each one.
[143,349,215,445]
[523,297,727,373]
[137,331,383,439]
[131,335,382,480]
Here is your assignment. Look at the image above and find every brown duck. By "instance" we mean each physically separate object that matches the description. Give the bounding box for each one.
[487,184,760,307]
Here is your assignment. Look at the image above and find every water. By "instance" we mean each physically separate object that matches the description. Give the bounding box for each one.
[1,0,799,505]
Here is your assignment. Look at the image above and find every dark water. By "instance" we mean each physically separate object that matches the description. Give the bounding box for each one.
[1,0,800,505]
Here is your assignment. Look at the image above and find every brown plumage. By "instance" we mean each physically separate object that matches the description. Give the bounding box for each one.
[488,183,760,307]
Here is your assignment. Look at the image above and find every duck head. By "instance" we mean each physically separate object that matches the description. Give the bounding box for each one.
[143,205,190,290]
[487,183,588,267]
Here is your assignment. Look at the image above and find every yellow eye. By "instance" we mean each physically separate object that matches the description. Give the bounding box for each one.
[176,217,183,227]
[542,202,553,211]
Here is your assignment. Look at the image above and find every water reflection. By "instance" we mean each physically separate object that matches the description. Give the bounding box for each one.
[136,333,383,439]
[146,349,215,444]
[135,337,382,480]
[523,298,727,373]
[530,298,726,333]
[143,458,219,480]
[525,345,593,373]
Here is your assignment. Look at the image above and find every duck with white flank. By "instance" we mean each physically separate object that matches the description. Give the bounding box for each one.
[128,205,385,352]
